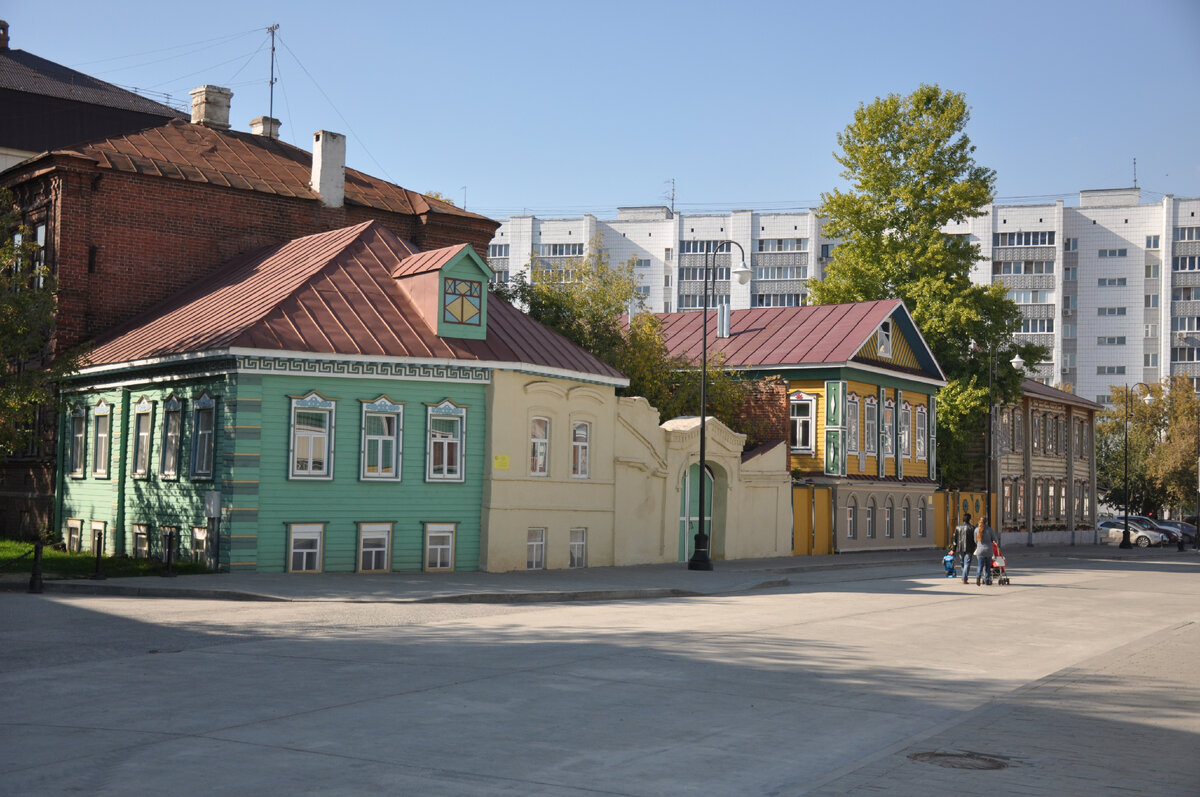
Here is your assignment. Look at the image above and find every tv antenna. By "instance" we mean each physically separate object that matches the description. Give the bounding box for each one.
[267,24,279,121]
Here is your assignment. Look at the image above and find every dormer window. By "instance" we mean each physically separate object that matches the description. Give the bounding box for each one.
[443,278,482,326]
[877,320,892,357]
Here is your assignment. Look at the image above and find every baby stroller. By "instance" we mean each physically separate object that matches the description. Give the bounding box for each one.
[990,542,1010,586]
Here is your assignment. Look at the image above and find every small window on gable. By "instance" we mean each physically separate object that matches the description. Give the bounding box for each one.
[443,278,482,326]
[877,320,892,357]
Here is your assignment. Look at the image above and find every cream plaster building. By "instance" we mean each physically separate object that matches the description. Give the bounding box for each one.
[480,372,793,572]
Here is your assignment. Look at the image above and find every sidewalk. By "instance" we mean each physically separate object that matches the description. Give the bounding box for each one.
[5,542,1195,603]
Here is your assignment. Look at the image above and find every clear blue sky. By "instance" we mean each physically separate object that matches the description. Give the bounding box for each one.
[7,0,1199,218]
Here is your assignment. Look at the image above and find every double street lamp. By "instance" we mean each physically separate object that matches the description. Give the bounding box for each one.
[1122,382,1153,549]
[688,240,751,571]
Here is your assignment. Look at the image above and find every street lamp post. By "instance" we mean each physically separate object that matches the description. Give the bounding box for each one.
[1123,382,1153,549]
[1008,353,1029,546]
[688,240,751,571]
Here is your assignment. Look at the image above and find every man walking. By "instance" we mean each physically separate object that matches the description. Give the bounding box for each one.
[954,513,974,583]
[975,516,1000,586]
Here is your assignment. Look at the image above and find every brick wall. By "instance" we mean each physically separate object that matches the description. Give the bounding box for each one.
[736,376,789,450]
[25,161,496,353]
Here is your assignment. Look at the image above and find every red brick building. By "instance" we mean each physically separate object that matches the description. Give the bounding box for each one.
[1,84,498,537]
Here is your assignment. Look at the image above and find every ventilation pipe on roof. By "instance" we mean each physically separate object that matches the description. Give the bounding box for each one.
[188,85,233,130]
[0,20,10,51]
[249,116,281,139]
[717,303,731,338]
[311,130,345,208]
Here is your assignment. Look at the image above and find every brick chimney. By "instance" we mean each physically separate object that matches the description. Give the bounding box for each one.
[310,130,345,208]
[1,20,10,51]
[249,116,281,139]
[189,85,233,130]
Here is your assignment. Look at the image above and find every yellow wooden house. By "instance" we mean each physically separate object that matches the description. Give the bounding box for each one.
[657,299,948,552]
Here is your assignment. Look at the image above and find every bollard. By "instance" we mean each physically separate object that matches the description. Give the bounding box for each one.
[162,529,177,578]
[89,527,106,580]
[27,537,44,594]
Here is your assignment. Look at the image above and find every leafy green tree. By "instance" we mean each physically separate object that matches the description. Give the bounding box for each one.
[492,243,757,444]
[1,189,87,461]
[1097,379,1200,515]
[809,84,1045,487]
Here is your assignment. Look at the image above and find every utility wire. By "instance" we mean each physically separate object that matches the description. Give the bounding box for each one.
[225,33,271,84]
[146,52,267,91]
[69,28,264,68]
[276,34,394,183]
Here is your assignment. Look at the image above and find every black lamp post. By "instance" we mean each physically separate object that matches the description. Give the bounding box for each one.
[688,240,751,571]
[1008,353,1032,546]
[1122,382,1153,549]
[986,350,1027,539]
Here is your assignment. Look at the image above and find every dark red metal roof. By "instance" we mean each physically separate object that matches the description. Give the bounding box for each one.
[653,300,903,368]
[85,221,626,383]
[392,244,470,278]
[1020,379,1103,410]
[50,118,488,222]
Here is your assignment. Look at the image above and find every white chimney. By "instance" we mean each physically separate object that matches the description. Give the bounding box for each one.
[717,303,731,338]
[189,85,233,130]
[311,130,345,208]
[249,116,281,139]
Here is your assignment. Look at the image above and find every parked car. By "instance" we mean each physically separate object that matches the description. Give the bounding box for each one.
[1096,519,1168,547]
[1155,521,1197,545]
[1127,515,1185,543]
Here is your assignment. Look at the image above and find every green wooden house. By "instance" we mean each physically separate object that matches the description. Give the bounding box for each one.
[57,221,625,572]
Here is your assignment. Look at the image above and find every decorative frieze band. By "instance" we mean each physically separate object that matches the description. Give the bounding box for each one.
[236,355,490,383]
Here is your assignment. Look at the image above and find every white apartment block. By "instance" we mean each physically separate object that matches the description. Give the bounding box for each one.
[486,189,1200,402]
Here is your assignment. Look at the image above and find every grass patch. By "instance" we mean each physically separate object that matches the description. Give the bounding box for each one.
[0,539,210,578]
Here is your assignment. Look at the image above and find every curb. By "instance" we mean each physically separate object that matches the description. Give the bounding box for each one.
[13,575,791,604]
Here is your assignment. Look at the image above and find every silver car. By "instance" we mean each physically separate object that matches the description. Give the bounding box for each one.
[1097,519,1168,547]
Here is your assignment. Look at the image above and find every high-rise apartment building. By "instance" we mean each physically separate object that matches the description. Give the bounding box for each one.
[486,189,1200,401]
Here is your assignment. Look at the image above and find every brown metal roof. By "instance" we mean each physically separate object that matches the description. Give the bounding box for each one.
[653,300,904,368]
[50,118,489,222]
[392,244,470,278]
[1020,379,1103,410]
[85,221,625,383]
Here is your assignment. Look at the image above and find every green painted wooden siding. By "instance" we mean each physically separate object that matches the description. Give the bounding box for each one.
[59,374,236,561]
[59,366,488,573]
[252,373,486,573]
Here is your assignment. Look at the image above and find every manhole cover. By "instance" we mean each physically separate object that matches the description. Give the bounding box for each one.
[909,751,1011,770]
